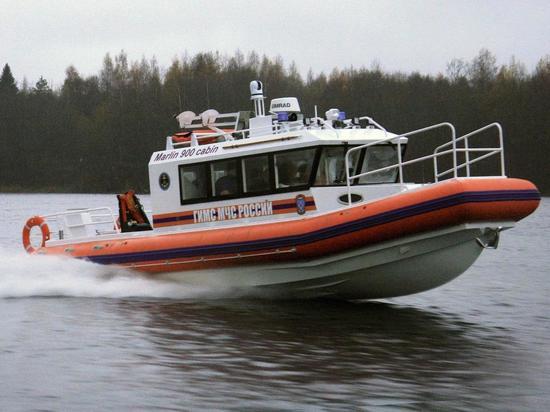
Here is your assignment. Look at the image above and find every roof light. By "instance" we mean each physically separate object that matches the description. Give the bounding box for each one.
[277,112,289,122]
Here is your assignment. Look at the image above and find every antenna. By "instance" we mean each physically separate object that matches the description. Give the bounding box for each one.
[250,80,266,116]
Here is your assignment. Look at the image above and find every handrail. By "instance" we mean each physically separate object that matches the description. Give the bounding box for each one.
[169,114,361,149]
[169,119,311,148]
[43,207,120,239]
[433,122,505,180]
[168,113,395,150]
[343,121,506,206]
[42,207,116,220]
[344,122,456,205]
[435,149,502,179]
[358,116,388,138]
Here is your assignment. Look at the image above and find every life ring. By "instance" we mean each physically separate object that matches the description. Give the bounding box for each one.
[171,129,234,145]
[22,216,50,254]
[172,132,218,145]
[171,131,193,144]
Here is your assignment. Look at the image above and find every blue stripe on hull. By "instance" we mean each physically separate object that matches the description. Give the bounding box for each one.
[85,189,539,265]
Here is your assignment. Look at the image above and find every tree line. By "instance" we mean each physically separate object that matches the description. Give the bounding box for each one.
[0,49,549,194]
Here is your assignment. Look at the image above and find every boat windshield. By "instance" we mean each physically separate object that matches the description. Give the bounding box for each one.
[315,146,360,185]
[314,145,399,186]
[358,145,399,184]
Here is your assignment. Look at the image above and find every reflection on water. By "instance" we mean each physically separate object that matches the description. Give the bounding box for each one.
[99,299,527,411]
[1,195,549,411]
[0,293,546,411]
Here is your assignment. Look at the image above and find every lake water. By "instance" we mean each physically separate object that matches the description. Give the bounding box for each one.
[1,194,549,411]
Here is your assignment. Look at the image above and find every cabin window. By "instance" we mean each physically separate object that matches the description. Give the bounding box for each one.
[179,163,209,202]
[274,148,316,189]
[314,146,361,186]
[211,159,242,197]
[242,155,271,194]
[358,145,399,184]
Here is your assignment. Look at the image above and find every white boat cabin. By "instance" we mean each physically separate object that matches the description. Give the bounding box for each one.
[148,80,409,231]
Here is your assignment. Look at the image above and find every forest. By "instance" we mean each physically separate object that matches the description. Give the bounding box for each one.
[1,49,549,194]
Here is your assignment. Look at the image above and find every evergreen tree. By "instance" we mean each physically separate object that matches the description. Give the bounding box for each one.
[0,64,20,189]
[0,63,18,96]
[33,76,52,94]
[0,51,549,194]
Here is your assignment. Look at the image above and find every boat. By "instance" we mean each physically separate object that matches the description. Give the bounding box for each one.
[22,80,540,299]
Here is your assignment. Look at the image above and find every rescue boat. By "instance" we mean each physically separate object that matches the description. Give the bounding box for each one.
[22,80,540,299]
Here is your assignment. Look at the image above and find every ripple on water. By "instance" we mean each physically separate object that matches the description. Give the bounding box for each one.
[0,195,549,410]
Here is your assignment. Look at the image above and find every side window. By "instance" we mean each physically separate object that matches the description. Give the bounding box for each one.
[315,146,361,186]
[243,155,271,194]
[179,164,208,202]
[359,145,398,184]
[211,159,241,197]
[274,148,316,189]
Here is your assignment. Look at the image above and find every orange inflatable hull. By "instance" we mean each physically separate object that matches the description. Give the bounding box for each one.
[35,178,540,273]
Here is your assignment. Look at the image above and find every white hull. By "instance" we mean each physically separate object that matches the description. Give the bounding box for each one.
[162,222,509,299]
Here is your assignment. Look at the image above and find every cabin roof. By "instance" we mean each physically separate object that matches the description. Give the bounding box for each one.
[149,128,401,167]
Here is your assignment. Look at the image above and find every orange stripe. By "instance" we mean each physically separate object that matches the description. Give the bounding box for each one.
[39,178,538,270]
[153,196,317,227]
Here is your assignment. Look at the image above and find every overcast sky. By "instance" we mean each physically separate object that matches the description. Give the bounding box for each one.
[1,0,549,88]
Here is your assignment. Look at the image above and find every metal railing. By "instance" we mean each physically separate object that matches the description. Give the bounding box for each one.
[42,207,120,240]
[168,120,307,148]
[344,122,506,205]
[167,114,389,148]
[433,122,505,181]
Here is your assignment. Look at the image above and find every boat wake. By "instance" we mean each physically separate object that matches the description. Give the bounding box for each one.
[0,248,231,299]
